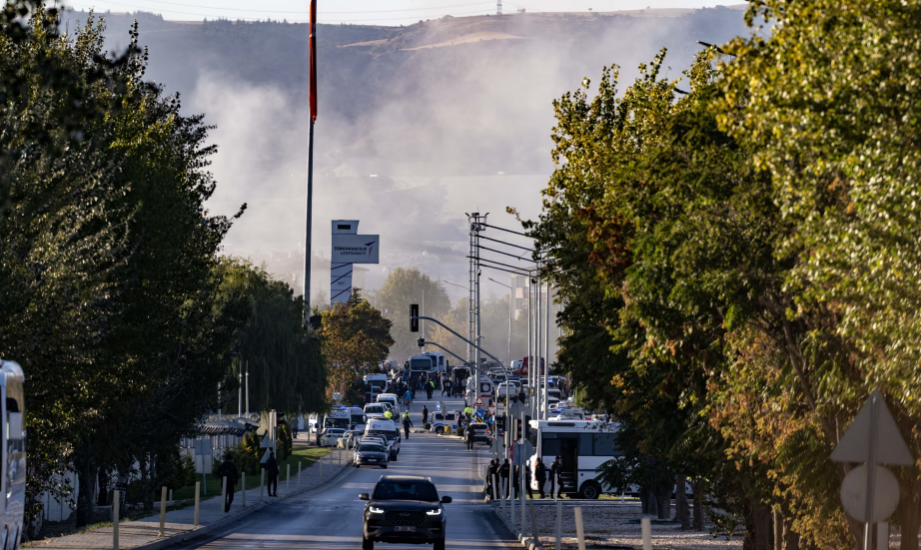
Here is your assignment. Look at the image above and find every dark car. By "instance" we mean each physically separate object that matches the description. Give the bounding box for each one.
[360,475,451,550]
[354,443,389,469]
[466,423,491,444]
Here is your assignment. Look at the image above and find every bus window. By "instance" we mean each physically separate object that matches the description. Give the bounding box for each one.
[542,437,561,457]
[593,433,618,456]
[579,434,594,455]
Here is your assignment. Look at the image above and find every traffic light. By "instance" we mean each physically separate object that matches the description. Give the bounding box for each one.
[410,304,419,332]
[496,414,506,431]
[417,338,425,348]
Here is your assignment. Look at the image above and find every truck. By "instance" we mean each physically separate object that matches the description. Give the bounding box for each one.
[405,354,436,389]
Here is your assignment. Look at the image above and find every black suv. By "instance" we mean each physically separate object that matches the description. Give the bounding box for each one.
[359,476,451,550]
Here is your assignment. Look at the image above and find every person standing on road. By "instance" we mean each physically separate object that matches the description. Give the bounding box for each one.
[525,463,535,499]
[550,456,562,498]
[402,411,413,439]
[535,457,547,499]
[512,465,520,499]
[216,452,239,512]
[422,405,428,425]
[443,379,451,396]
[465,424,476,450]
[404,389,413,411]
[265,450,280,497]
[518,388,527,405]
[426,379,435,399]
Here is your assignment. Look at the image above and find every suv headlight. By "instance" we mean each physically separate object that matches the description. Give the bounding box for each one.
[369,506,384,514]
[426,509,442,516]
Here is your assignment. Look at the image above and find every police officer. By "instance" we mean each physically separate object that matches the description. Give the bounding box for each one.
[402,411,413,439]
[550,456,562,498]
[384,409,393,420]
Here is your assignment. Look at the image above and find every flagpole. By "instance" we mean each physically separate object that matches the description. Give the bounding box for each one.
[304,0,318,325]
[304,120,314,324]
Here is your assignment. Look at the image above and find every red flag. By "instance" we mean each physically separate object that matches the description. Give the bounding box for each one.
[309,0,318,123]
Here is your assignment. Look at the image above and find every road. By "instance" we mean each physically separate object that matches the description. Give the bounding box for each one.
[180,393,518,550]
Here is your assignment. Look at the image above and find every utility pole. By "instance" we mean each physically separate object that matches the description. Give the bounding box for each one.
[497,0,502,15]
[468,213,487,406]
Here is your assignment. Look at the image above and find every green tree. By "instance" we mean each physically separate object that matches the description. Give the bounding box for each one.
[320,297,394,396]
[374,268,449,361]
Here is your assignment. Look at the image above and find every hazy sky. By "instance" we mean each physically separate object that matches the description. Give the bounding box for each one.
[64,0,738,24]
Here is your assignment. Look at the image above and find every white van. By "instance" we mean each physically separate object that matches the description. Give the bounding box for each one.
[364,403,388,420]
[376,393,400,415]
[364,419,401,460]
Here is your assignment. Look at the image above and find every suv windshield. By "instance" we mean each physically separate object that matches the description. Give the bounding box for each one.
[359,444,385,453]
[366,406,384,414]
[373,481,439,502]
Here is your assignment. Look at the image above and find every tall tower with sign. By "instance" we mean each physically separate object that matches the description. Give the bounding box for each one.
[330,220,380,305]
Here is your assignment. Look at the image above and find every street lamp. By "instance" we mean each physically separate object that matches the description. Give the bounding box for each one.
[488,277,513,370]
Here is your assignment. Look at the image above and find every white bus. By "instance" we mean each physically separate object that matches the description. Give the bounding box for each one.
[527,420,620,500]
[0,360,26,549]
[422,352,447,374]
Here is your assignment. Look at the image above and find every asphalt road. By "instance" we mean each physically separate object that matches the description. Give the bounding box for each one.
[180,394,518,550]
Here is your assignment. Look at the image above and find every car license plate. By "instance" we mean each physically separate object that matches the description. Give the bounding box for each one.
[395,526,416,532]
[367,458,376,462]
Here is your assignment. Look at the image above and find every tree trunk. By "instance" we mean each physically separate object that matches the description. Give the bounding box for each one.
[774,509,783,550]
[784,520,800,550]
[74,438,96,528]
[675,474,690,530]
[751,498,771,550]
[693,479,704,531]
[656,483,672,520]
[900,476,921,550]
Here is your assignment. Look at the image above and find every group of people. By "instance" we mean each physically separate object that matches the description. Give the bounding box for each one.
[485,456,563,500]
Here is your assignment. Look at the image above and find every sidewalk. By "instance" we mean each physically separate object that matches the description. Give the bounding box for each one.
[28,447,354,550]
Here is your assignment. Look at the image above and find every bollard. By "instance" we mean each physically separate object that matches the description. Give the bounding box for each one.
[194,482,200,527]
[260,469,265,501]
[574,506,586,550]
[159,486,167,536]
[510,478,516,530]
[221,476,227,515]
[113,490,120,550]
[519,467,526,531]
[529,494,538,541]
[242,473,246,507]
[642,517,652,550]
[556,498,562,550]
[298,462,302,490]
[286,464,291,496]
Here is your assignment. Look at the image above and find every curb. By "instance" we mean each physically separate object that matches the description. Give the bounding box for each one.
[133,461,354,550]
[490,501,543,550]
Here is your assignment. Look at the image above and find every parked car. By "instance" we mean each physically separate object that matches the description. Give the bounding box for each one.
[321,427,346,447]
[360,476,452,550]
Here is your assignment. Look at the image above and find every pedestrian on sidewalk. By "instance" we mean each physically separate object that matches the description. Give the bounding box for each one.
[550,456,562,498]
[535,457,547,499]
[499,459,510,497]
[265,450,280,497]
[422,405,429,425]
[486,459,499,499]
[525,464,535,499]
[216,451,239,512]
